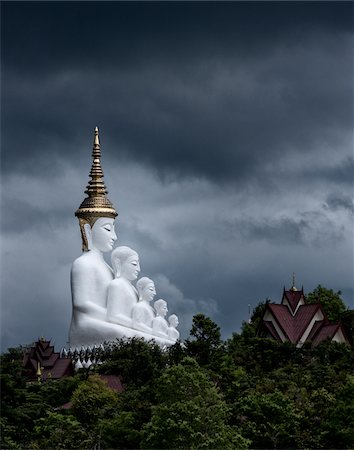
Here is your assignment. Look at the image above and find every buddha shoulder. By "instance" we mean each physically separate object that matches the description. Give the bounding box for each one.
[71,252,107,275]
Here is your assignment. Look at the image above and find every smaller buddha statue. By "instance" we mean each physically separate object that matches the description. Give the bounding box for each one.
[152,299,169,338]
[167,314,180,342]
[132,277,156,334]
[106,246,140,328]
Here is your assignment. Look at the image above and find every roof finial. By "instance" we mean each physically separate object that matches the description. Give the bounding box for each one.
[290,272,297,291]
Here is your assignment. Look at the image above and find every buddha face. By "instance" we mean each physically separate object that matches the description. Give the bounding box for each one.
[156,300,168,317]
[142,282,156,302]
[120,255,141,281]
[91,218,117,252]
[169,315,179,327]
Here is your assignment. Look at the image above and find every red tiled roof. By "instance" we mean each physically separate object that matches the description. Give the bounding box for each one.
[282,289,305,313]
[262,321,282,341]
[267,303,322,344]
[306,319,324,342]
[23,339,74,380]
[312,324,340,346]
[42,358,73,380]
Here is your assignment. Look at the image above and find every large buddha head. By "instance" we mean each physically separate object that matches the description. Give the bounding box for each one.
[75,127,118,252]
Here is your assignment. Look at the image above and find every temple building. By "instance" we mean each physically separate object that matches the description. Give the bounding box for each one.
[257,283,349,347]
[23,338,74,381]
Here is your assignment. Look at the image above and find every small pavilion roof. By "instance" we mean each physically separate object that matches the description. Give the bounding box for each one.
[281,287,305,313]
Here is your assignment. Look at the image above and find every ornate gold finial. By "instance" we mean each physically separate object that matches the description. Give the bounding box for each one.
[75,127,118,251]
[290,272,297,291]
[37,361,43,382]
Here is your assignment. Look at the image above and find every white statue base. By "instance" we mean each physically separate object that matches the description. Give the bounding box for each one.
[70,319,176,348]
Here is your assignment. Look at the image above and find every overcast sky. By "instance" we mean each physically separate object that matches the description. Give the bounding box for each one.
[1,1,353,351]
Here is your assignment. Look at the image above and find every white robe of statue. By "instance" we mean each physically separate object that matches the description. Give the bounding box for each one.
[132,277,156,334]
[152,299,169,338]
[167,314,180,342]
[69,217,123,346]
[106,247,140,328]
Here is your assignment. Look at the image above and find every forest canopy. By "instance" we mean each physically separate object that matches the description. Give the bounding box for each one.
[1,286,353,449]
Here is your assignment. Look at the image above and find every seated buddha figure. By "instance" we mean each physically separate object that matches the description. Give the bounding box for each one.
[152,299,169,338]
[167,314,180,342]
[69,127,123,346]
[132,277,156,334]
[106,246,140,328]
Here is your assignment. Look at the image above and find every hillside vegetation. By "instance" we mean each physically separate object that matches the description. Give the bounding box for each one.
[1,286,353,449]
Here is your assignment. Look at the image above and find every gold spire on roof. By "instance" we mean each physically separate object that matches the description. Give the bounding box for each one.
[290,272,297,291]
[37,361,42,382]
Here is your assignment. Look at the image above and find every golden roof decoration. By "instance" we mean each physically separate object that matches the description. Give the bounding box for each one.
[75,127,118,222]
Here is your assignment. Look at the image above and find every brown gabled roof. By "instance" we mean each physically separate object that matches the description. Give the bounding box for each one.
[261,320,283,341]
[23,339,74,380]
[267,303,322,344]
[311,323,341,346]
[306,319,324,342]
[42,358,73,380]
[282,288,305,314]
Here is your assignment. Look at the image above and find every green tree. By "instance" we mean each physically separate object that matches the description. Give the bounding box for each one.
[31,412,92,449]
[99,411,142,449]
[236,389,300,449]
[142,357,249,449]
[341,309,354,343]
[99,338,166,389]
[307,285,347,322]
[71,374,118,426]
[186,314,224,368]
[323,374,354,448]
[241,300,269,338]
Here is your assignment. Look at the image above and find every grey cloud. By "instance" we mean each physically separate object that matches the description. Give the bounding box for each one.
[324,192,354,212]
[2,4,353,187]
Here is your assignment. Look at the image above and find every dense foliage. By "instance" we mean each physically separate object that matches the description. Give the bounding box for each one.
[1,288,353,449]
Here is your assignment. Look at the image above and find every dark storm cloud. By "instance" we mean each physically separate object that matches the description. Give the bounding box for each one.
[1,2,353,350]
[2,1,353,184]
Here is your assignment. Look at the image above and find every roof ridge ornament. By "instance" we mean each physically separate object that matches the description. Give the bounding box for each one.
[75,127,118,251]
[290,272,297,292]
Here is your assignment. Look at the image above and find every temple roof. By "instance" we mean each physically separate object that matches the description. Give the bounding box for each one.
[258,283,350,347]
[268,303,322,344]
[281,287,305,314]
[23,339,74,381]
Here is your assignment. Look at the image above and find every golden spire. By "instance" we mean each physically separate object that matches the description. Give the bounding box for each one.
[84,127,107,198]
[37,361,42,382]
[75,127,118,250]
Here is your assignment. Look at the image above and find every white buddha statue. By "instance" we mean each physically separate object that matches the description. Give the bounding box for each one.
[69,127,182,348]
[152,299,169,338]
[132,277,156,334]
[69,127,122,347]
[106,246,140,327]
[168,314,180,342]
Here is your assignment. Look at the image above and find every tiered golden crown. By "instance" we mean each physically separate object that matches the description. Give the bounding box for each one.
[75,127,118,221]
